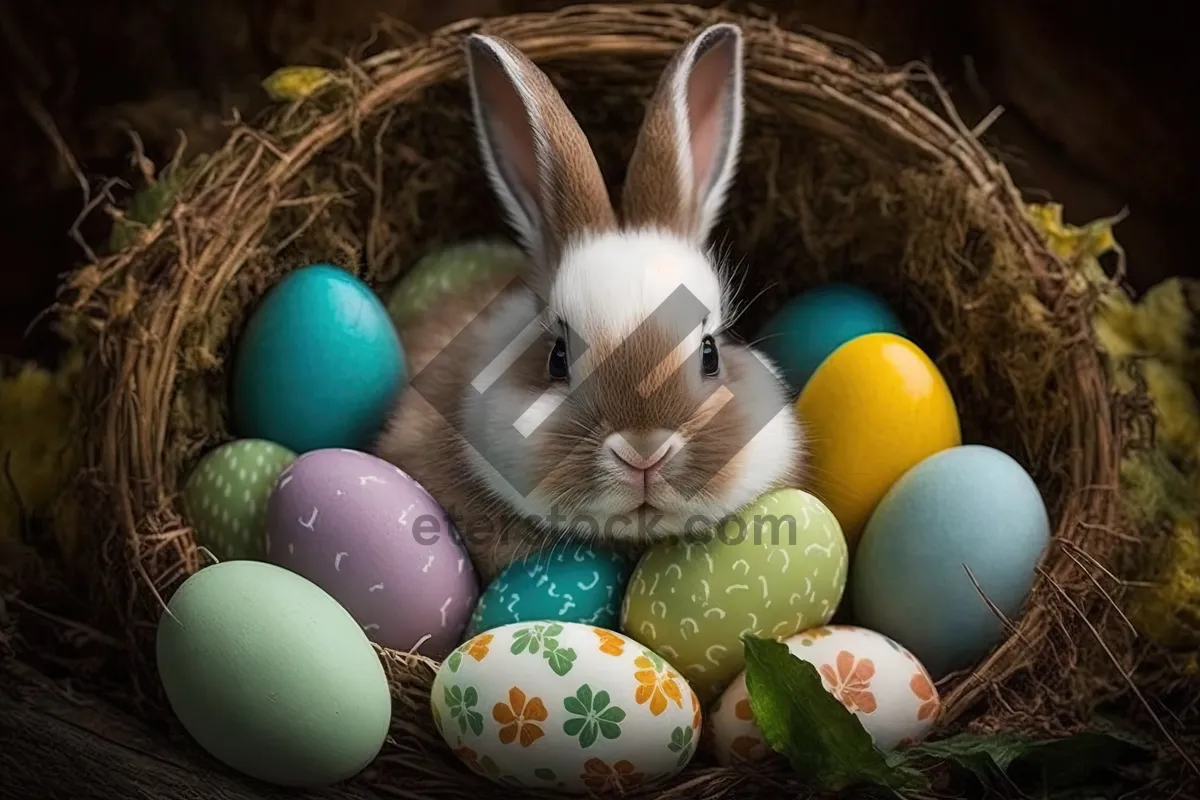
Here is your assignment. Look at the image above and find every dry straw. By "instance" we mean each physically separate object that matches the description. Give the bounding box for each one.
[48,3,1148,796]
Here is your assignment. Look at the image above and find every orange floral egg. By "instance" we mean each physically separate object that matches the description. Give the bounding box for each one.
[431,622,702,794]
[709,625,940,765]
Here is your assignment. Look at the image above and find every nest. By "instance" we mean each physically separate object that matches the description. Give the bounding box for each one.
[47,3,1144,797]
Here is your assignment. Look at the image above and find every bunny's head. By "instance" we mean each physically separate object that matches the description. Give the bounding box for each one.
[459,25,803,545]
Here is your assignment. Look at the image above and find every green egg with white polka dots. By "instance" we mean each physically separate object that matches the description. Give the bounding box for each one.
[385,240,527,328]
[182,440,297,561]
[620,489,850,702]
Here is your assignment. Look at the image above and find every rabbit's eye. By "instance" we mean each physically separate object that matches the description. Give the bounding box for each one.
[548,337,570,381]
[701,335,720,377]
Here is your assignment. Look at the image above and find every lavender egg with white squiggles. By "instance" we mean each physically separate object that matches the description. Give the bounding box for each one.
[265,448,479,658]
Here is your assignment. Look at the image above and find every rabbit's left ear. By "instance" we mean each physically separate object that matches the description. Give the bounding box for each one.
[465,34,617,286]
[621,23,745,245]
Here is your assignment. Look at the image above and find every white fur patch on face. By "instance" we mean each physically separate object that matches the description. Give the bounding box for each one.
[712,403,800,511]
[550,229,725,373]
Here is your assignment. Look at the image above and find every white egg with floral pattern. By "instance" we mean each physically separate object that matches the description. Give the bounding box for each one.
[431,621,703,794]
[709,625,940,766]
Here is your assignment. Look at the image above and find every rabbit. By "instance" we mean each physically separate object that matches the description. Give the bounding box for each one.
[374,23,805,581]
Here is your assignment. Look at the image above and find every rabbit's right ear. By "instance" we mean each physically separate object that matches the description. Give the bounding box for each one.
[465,35,617,286]
[621,24,744,246]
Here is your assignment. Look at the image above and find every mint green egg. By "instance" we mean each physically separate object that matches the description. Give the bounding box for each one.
[385,240,526,328]
[182,440,296,561]
[156,560,392,787]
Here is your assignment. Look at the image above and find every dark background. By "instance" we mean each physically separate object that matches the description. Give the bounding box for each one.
[2,0,1197,360]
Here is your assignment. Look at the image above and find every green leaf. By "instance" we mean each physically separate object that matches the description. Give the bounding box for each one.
[544,623,564,637]
[107,166,194,253]
[543,637,560,652]
[901,724,1155,791]
[579,719,599,749]
[546,647,576,676]
[597,720,622,740]
[534,768,556,782]
[564,695,588,716]
[598,705,625,723]
[563,717,586,737]
[467,710,484,737]
[742,635,926,793]
[669,727,685,750]
[446,652,463,673]
[576,684,593,710]
[592,689,610,712]
[463,686,478,708]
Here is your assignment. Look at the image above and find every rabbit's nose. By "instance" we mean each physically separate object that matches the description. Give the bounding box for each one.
[605,429,681,473]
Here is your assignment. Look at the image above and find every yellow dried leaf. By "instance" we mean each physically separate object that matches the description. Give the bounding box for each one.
[1024,202,1120,263]
[262,66,335,102]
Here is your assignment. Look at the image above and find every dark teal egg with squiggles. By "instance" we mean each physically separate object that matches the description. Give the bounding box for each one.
[466,544,634,637]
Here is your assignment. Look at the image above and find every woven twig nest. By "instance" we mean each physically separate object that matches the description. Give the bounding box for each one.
[57,4,1132,797]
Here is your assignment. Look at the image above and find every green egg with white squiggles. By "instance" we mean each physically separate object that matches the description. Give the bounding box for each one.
[620,489,849,701]
[466,543,635,638]
[183,439,297,561]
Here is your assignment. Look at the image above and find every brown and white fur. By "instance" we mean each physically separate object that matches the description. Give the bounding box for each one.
[375,24,804,580]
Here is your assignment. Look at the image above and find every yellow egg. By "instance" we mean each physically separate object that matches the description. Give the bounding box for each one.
[794,333,960,548]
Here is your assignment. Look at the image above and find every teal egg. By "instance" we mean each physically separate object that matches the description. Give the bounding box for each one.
[386,239,526,328]
[756,283,905,393]
[850,445,1051,679]
[156,561,391,787]
[466,543,634,637]
[231,264,406,454]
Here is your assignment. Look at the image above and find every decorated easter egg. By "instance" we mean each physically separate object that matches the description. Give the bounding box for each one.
[795,332,960,549]
[621,489,848,701]
[182,439,296,560]
[265,448,478,658]
[852,445,1051,678]
[231,264,407,454]
[466,543,634,638]
[156,560,391,787]
[386,240,526,328]
[709,625,940,765]
[432,622,702,793]
[757,283,905,393]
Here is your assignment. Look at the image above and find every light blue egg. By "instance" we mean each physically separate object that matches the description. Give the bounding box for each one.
[850,445,1051,679]
[231,264,407,454]
[466,543,634,637]
[755,283,905,393]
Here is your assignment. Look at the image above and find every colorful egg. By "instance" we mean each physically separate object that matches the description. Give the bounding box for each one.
[156,560,391,787]
[851,445,1051,678]
[265,448,478,658]
[231,264,407,454]
[621,489,848,702]
[756,283,905,393]
[794,332,960,549]
[386,240,526,328]
[709,625,940,765]
[466,543,634,638]
[181,439,296,560]
[433,622,701,793]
